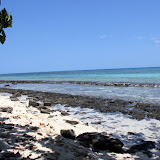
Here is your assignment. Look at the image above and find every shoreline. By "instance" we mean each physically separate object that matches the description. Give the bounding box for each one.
[1,80,160,88]
[0,92,159,159]
[0,87,160,120]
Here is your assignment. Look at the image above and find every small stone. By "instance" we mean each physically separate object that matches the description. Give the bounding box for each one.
[0,107,13,113]
[91,121,101,125]
[40,123,45,126]
[30,126,39,131]
[13,92,21,97]
[44,101,52,106]
[60,129,76,139]
[37,132,43,136]
[4,84,10,87]
[128,132,135,135]
[29,100,39,107]
[65,120,79,125]
[61,111,69,116]
[40,108,50,114]
[55,135,63,143]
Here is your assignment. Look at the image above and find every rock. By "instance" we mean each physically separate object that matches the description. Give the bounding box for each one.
[93,137,124,153]
[13,92,21,97]
[55,135,64,143]
[77,132,124,153]
[29,100,39,107]
[4,84,10,87]
[128,141,155,154]
[40,108,50,114]
[0,107,13,113]
[44,101,52,106]
[65,120,79,125]
[60,110,69,116]
[60,129,76,139]
[128,132,135,135]
[91,121,101,125]
[30,126,39,131]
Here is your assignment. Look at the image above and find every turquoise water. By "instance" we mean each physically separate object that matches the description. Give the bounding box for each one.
[0,67,160,83]
[1,67,160,104]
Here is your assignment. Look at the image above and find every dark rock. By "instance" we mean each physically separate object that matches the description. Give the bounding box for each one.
[60,129,76,139]
[60,110,69,116]
[40,108,50,114]
[93,137,124,153]
[128,141,155,154]
[128,132,135,135]
[77,132,97,144]
[0,107,13,113]
[65,120,79,125]
[36,105,48,110]
[30,126,39,131]
[13,92,21,97]
[55,135,64,143]
[4,84,10,87]
[77,132,124,153]
[91,121,101,125]
[29,100,39,107]
[44,101,52,106]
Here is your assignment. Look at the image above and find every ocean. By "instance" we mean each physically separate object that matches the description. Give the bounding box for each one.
[0,67,160,83]
[0,67,160,104]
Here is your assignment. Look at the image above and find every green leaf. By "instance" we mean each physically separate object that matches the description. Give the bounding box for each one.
[0,8,12,44]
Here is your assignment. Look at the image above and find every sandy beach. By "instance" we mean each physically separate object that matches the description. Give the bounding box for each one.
[0,91,159,160]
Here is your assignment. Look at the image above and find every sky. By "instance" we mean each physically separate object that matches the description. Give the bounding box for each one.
[0,0,160,74]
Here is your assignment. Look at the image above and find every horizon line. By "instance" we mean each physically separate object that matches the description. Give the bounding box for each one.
[0,66,160,75]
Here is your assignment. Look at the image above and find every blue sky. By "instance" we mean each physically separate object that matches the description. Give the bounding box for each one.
[0,0,160,74]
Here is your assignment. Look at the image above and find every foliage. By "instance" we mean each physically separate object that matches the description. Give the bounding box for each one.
[0,8,12,44]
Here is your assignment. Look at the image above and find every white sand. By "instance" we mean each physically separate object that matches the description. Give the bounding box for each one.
[0,94,157,160]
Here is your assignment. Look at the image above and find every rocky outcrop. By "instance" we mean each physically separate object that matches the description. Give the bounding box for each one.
[0,87,160,120]
[128,141,155,157]
[77,132,124,153]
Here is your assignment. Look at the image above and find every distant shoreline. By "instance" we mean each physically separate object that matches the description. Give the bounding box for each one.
[0,80,160,88]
